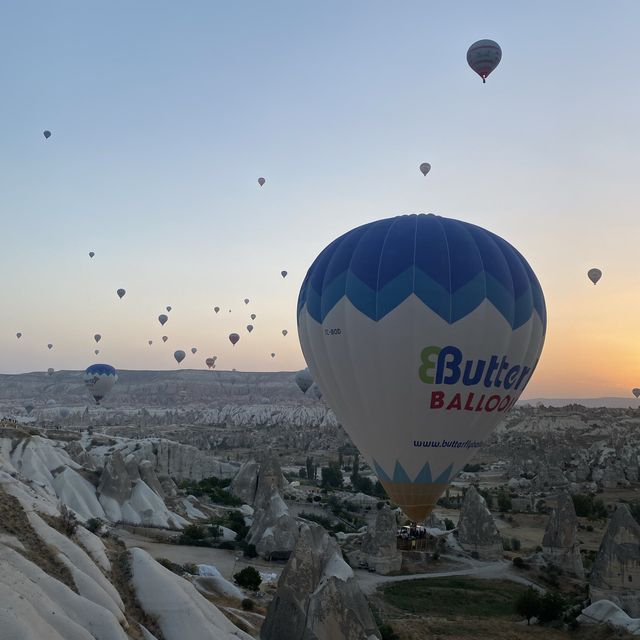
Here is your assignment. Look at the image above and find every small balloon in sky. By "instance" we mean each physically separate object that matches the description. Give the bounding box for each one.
[174,350,186,364]
[467,39,502,83]
[158,314,168,326]
[250,313,256,320]
[191,347,197,354]
[244,298,249,305]
[148,340,153,345]
[247,325,254,333]
[281,270,288,278]
[229,333,240,346]
[162,335,168,343]
[258,177,266,187]
[94,334,101,343]
[117,288,126,299]
[419,162,431,177]
[166,306,172,312]
[43,130,51,139]
[271,352,276,358]
[89,252,95,258]
[282,329,288,337]
[633,388,640,399]
[587,268,602,285]
[47,343,53,350]
[47,367,54,376]
[214,306,220,313]
[16,332,22,339]
[95,349,100,355]
[205,357,215,369]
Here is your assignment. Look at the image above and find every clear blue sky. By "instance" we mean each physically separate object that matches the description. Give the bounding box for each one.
[2,1,640,396]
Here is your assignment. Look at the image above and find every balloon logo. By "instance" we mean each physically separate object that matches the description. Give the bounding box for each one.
[258,177,266,187]
[419,162,431,177]
[43,130,51,139]
[467,39,502,83]
[174,350,186,364]
[297,213,546,522]
[117,288,126,299]
[587,268,602,285]
[84,364,118,405]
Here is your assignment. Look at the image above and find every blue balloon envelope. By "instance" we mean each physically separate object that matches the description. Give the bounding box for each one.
[84,364,118,405]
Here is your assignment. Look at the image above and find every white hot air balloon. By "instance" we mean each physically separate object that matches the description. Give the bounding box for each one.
[191,347,197,354]
[84,364,118,405]
[297,213,546,522]
[587,268,602,285]
[419,162,431,177]
[467,39,502,83]
[158,314,168,326]
[94,334,101,343]
[174,350,186,364]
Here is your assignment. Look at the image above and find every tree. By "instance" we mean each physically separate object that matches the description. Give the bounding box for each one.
[298,467,307,479]
[234,566,262,591]
[537,591,565,624]
[321,461,343,489]
[497,492,512,513]
[306,456,315,483]
[572,493,593,517]
[515,587,541,625]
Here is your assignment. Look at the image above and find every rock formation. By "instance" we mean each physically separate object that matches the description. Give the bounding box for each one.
[229,460,260,505]
[247,489,299,560]
[261,522,381,640]
[229,456,287,506]
[360,506,401,574]
[590,504,640,616]
[456,486,503,560]
[578,599,640,634]
[541,492,584,577]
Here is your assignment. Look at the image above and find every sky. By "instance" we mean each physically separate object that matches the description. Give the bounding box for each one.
[1,1,640,398]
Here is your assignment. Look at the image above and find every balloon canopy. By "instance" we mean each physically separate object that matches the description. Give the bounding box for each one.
[247,325,254,333]
[43,130,51,139]
[89,252,95,258]
[281,270,288,278]
[162,335,168,342]
[117,288,126,299]
[174,350,186,364]
[419,162,431,176]
[297,213,546,522]
[16,332,21,339]
[158,314,168,326]
[229,333,240,346]
[214,306,220,313]
[587,268,602,285]
[84,364,118,405]
[467,39,502,83]
[191,347,197,354]
[633,388,640,399]
[250,314,256,320]
[94,334,101,343]
[258,177,265,186]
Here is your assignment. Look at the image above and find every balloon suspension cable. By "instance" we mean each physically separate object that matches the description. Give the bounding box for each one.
[482,76,486,83]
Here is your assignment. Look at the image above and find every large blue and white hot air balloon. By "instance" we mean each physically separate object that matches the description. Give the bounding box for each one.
[297,213,546,522]
[83,364,118,405]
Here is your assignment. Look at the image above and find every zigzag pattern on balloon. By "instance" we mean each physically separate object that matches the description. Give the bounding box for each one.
[298,214,546,331]
[373,459,454,485]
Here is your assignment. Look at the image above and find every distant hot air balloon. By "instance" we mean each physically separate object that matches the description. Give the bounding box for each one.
[43,130,51,139]
[162,336,168,343]
[95,349,100,355]
[228,310,232,313]
[587,268,602,285]
[47,343,53,350]
[16,332,22,339]
[84,364,118,405]
[25,404,34,415]
[229,333,240,346]
[214,306,220,314]
[297,213,546,522]
[633,388,640,399]
[94,334,101,343]
[281,271,288,278]
[295,369,313,394]
[117,288,126,299]
[467,39,502,83]
[47,368,54,376]
[191,347,197,354]
[89,252,95,258]
[158,314,168,326]
[247,325,254,333]
[174,350,186,364]
[244,298,250,305]
[250,314,256,321]
[419,162,431,177]
[166,306,172,312]
[258,177,266,186]
[282,329,288,337]
[205,357,215,369]
[148,340,153,345]
[271,352,276,358]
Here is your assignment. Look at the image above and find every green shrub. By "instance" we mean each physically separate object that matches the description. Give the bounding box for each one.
[241,598,255,611]
[515,587,541,624]
[234,566,262,591]
[378,624,400,640]
[537,591,565,624]
[85,517,104,534]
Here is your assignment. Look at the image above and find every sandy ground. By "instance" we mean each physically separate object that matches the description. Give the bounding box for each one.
[114,528,284,580]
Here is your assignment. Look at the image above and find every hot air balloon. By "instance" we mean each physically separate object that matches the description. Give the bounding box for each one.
[214,307,220,314]
[250,314,256,321]
[271,352,276,358]
[297,213,546,522]
[205,357,215,369]
[295,369,313,394]
[191,347,197,354]
[84,364,118,405]
[420,162,431,177]
[633,388,640,399]
[94,334,101,343]
[174,350,186,364]
[244,298,250,305]
[43,130,51,139]
[281,271,288,278]
[587,268,602,285]
[117,288,126,299]
[95,349,100,355]
[467,39,502,83]
[166,306,172,312]
[89,252,95,258]
[229,333,240,346]
[158,314,168,326]
[16,332,21,339]
[247,325,254,333]
[258,177,266,186]
[282,329,288,336]
[148,340,153,345]
[25,404,34,415]
[162,336,168,343]
[47,343,53,350]
[47,368,54,376]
